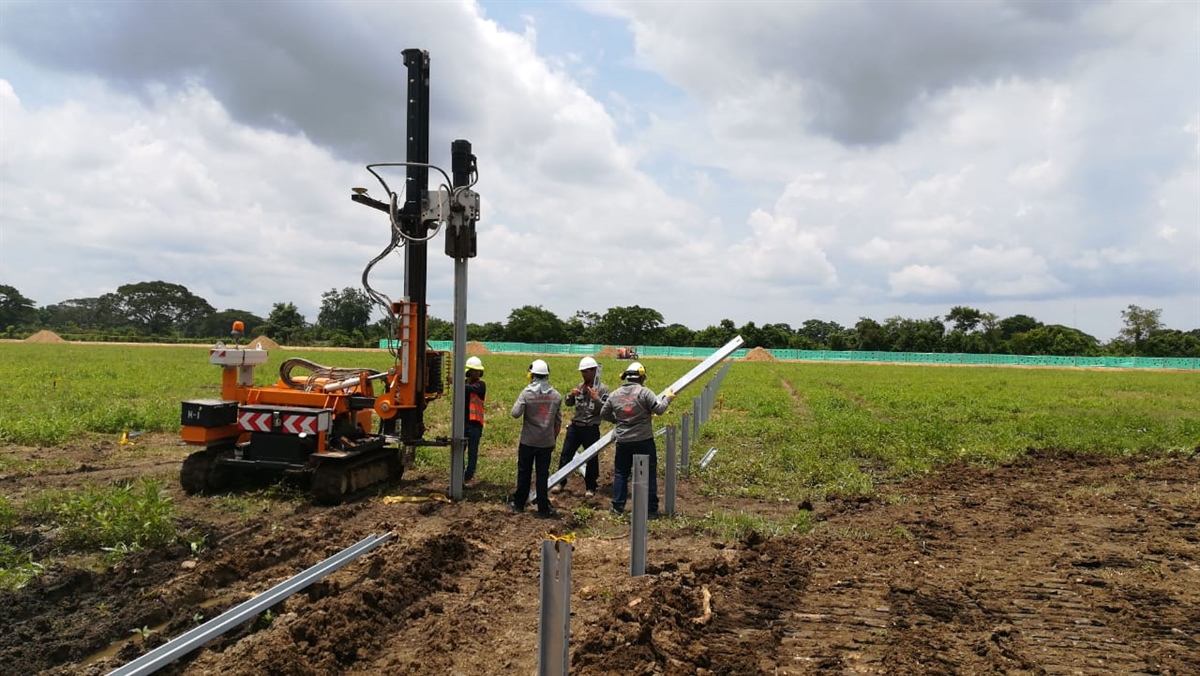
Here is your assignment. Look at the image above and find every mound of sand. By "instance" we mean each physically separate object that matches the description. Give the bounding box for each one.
[742,346,778,362]
[247,335,281,350]
[596,345,619,358]
[466,340,491,355]
[25,330,66,344]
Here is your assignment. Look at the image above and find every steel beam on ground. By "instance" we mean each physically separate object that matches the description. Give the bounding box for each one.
[107,533,394,676]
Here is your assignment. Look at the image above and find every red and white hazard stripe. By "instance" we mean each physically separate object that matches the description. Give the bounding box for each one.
[282,414,317,435]
[238,411,272,432]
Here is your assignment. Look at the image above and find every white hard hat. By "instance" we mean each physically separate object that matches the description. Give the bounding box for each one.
[622,361,646,380]
[465,356,484,372]
[529,359,550,376]
[578,356,599,371]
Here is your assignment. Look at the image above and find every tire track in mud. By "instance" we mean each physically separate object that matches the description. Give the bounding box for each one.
[772,455,1200,675]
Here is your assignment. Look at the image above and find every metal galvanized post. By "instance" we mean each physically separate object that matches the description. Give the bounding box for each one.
[631,455,648,577]
[692,397,700,439]
[680,412,690,478]
[449,254,468,501]
[538,539,572,676]
[664,424,676,516]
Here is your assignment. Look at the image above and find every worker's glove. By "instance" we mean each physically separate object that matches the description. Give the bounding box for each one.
[663,388,676,402]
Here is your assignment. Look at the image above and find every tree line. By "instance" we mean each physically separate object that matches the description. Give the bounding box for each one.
[1,282,1197,358]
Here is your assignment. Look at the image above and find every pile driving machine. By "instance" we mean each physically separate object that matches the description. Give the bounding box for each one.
[180,49,480,504]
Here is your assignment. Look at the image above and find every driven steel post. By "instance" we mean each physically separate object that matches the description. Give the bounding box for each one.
[538,539,572,676]
[680,411,690,478]
[664,424,676,516]
[631,455,649,577]
[447,139,476,500]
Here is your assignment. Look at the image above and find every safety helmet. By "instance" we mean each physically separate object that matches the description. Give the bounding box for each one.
[529,359,550,376]
[578,356,599,371]
[465,356,484,372]
[622,361,646,381]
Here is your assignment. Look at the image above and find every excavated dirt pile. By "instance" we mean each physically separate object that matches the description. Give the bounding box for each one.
[24,330,66,344]
[245,335,281,350]
[741,346,778,362]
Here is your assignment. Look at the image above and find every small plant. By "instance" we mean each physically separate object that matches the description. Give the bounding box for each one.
[187,535,208,555]
[0,540,43,591]
[130,625,156,641]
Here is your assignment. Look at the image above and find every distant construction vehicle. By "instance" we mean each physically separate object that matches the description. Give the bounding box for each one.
[616,346,639,360]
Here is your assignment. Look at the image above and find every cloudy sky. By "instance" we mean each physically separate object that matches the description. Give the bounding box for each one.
[1,0,1197,341]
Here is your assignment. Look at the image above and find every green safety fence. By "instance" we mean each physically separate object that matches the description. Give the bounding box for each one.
[378,340,1198,370]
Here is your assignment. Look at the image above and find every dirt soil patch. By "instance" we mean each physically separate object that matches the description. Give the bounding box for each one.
[1,442,1197,675]
[466,341,491,356]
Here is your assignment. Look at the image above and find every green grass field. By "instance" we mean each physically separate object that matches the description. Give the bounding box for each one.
[1,342,1196,502]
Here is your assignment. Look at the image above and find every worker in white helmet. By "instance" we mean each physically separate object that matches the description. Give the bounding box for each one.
[551,356,609,498]
[600,361,675,516]
[508,359,562,518]
[462,356,486,485]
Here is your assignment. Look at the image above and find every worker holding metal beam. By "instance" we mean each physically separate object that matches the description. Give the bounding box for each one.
[551,356,609,497]
[600,361,676,516]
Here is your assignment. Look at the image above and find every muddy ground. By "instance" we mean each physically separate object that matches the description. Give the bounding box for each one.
[1,438,1197,676]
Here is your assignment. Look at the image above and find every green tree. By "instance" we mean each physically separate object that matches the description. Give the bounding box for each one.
[0,285,38,329]
[426,316,454,341]
[998,314,1043,342]
[317,287,372,335]
[192,309,265,339]
[853,317,889,351]
[738,321,764,349]
[114,281,215,336]
[468,321,506,342]
[945,306,984,333]
[659,323,694,347]
[884,316,944,352]
[1141,330,1200,358]
[759,323,794,349]
[594,305,664,346]
[262,302,307,344]
[564,310,601,344]
[1011,325,1100,356]
[1117,305,1164,356]
[505,305,567,343]
[691,319,737,348]
[40,296,124,333]
[796,319,844,349]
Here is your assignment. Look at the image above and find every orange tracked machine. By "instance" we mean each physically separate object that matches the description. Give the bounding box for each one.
[180,49,479,503]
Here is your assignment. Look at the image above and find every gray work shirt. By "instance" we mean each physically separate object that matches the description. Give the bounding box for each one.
[511,380,563,447]
[565,380,609,426]
[600,381,669,443]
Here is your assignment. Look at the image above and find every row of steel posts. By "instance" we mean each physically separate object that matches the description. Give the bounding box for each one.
[537,360,734,675]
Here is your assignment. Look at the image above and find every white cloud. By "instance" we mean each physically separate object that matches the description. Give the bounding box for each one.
[0,0,1197,342]
[888,265,960,297]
